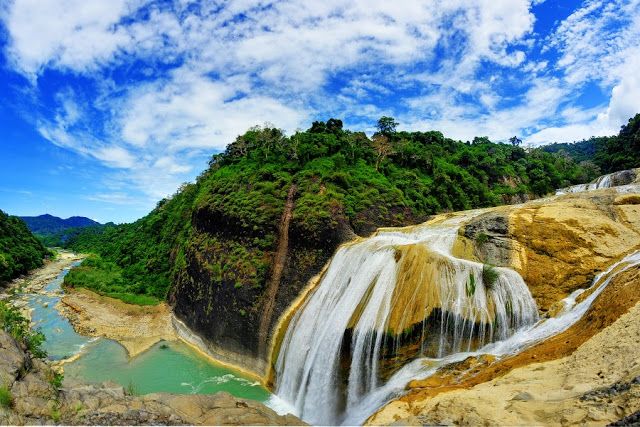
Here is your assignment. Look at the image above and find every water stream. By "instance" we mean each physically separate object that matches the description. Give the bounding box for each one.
[17,263,270,402]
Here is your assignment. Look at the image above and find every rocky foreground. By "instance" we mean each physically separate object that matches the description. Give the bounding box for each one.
[0,328,302,425]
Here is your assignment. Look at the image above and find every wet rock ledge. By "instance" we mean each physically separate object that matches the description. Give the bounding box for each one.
[0,330,303,426]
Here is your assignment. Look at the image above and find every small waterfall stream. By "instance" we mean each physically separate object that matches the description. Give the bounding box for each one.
[273,213,538,425]
[556,168,638,195]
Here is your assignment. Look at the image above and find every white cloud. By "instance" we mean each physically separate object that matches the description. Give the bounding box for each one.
[533,0,640,142]
[94,146,136,169]
[5,0,142,76]
[3,0,638,208]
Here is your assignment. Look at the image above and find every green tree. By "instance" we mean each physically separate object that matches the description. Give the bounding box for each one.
[376,116,398,135]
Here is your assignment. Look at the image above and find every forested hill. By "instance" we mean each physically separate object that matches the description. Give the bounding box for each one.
[0,210,50,283]
[542,113,640,173]
[21,214,101,235]
[20,214,104,247]
[63,115,639,305]
[60,115,640,362]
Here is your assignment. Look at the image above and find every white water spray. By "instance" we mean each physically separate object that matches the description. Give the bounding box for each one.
[556,169,638,195]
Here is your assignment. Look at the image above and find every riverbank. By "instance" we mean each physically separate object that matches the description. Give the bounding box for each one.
[0,251,303,425]
[0,251,84,302]
[58,288,177,358]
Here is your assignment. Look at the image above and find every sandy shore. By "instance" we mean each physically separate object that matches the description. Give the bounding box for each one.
[58,288,178,357]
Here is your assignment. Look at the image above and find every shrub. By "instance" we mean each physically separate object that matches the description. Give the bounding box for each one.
[0,301,46,358]
[482,264,499,290]
[46,370,64,389]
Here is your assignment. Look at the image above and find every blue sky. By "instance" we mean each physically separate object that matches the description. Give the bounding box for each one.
[0,0,638,223]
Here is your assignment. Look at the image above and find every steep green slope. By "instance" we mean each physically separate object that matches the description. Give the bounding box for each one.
[63,118,606,369]
[64,183,198,300]
[0,210,50,283]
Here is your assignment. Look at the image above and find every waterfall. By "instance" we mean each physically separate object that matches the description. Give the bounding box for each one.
[273,214,539,425]
[338,250,640,425]
[556,169,638,195]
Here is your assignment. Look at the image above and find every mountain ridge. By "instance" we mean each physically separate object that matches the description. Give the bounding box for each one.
[20,214,101,235]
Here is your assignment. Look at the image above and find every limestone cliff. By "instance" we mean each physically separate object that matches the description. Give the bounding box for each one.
[461,189,640,314]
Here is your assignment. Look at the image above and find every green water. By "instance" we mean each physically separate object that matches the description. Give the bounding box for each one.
[63,339,269,401]
[20,262,271,402]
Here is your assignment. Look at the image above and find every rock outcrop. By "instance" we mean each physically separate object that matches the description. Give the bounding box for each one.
[368,186,640,425]
[367,266,640,425]
[460,189,640,314]
[0,330,303,426]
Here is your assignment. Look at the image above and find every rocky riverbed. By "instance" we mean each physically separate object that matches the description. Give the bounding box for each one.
[58,288,177,358]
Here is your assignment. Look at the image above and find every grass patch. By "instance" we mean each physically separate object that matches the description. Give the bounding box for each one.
[482,264,499,290]
[125,380,139,396]
[475,232,489,246]
[0,384,12,408]
[104,292,159,306]
[465,273,476,298]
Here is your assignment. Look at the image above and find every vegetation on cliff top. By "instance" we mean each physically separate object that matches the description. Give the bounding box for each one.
[0,210,50,283]
[62,116,638,305]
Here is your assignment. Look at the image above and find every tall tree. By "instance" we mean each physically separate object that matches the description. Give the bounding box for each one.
[376,116,398,135]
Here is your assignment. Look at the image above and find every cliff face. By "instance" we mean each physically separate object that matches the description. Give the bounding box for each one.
[460,189,640,314]
[169,182,416,375]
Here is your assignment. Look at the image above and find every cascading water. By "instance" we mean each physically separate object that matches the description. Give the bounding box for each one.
[339,249,640,425]
[556,168,638,195]
[273,213,539,425]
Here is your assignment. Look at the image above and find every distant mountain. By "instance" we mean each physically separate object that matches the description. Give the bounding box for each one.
[20,214,101,235]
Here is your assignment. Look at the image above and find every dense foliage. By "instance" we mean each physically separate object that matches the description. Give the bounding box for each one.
[0,210,50,283]
[0,300,46,358]
[63,255,160,305]
[63,116,638,304]
[64,183,198,302]
[543,113,640,174]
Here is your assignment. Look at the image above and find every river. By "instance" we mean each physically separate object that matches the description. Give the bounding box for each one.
[17,260,270,403]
